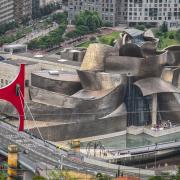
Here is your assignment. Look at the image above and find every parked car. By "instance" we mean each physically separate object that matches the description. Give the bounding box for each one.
[0,56,6,61]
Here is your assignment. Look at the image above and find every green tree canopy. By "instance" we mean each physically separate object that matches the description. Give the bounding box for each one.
[75,10,102,32]
[175,29,180,41]
[66,10,102,39]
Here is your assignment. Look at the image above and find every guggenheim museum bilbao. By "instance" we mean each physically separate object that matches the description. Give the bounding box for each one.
[0,29,180,141]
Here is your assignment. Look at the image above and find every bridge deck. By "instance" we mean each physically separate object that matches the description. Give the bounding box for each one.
[0,121,155,177]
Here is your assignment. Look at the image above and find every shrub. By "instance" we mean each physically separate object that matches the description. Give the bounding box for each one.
[175,29,180,41]
[103,21,113,27]
[160,21,168,33]
[136,24,146,31]
[169,33,174,39]
[33,176,47,180]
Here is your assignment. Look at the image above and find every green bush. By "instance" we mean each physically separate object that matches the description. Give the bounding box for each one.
[136,24,146,31]
[28,12,67,49]
[160,21,168,33]
[149,176,165,180]
[175,29,180,41]
[103,21,113,27]
[33,176,47,180]
[169,33,174,39]
[65,11,102,39]
[163,32,168,38]
[0,21,18,35]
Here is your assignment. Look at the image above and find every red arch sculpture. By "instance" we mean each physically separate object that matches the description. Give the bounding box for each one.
[0,64,25,131]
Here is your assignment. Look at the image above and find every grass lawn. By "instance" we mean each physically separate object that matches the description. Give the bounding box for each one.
[76,41,92,48]
[77,31,121,48]
[23,27,32,34]
[158,38,180,50]
[156,30,180,50]
[98,31,121,45]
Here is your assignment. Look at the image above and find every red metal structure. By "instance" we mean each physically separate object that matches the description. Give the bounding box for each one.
[0,64,25,131]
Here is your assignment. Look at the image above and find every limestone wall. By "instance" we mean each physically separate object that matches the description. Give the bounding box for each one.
[30,115,127,141]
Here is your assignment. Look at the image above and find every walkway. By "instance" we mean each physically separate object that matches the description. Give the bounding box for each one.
[10,24,59,45]
[108,140,180,161]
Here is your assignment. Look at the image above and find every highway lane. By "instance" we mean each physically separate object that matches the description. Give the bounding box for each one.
[0,121,117,177]
[0,121,155,177]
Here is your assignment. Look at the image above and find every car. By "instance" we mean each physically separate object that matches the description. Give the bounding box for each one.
[0,56,5,61]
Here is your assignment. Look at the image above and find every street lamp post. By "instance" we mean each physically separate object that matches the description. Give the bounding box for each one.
[59,154,65,171]
[154,143,157,170]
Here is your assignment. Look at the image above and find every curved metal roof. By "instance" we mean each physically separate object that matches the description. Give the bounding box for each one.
[134,77,180,96]
[123,28,144,37]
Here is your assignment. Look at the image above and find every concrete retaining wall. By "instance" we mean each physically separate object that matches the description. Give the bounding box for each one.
[30,115,127,141]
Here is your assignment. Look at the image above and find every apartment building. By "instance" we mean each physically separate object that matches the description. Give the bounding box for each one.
[68,0,180,29]
[14,0,32,23]
[0,0,32,25]
[0,0,14,24]
[68,0,122,26]
[127,0,180,29]
[39,0,62,7]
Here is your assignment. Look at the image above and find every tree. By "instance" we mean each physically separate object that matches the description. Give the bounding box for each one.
[28,12,67,50]
[175,29,180,41]
[160,21,168,33]
[0,21,18,35]
[149,176,165,180]
[48,170,77,180]
[103,21,113,27]
[66,10,102,39]
[136,24,146,31]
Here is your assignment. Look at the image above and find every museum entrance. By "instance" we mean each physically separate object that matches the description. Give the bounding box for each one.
[125,77,161,126]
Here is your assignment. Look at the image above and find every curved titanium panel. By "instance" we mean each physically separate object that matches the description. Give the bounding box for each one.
[161,67,180,88]
[77,70,101,90]
[158,93,180,124]
[71,75,127,120]
[31,71,82,95]
[134,77,180,96]
[165,45,180,66]
[29,86,81,108]
[80,43,114,71]
[77,70,124,90]
[106,51,168,78]
[119,43,143,57]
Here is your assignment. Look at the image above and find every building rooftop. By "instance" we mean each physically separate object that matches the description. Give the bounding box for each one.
[3,44,27,49]
[124,28,144,38]
[33,70,80,82]
[18,52,81,67]
[1,59,38,66]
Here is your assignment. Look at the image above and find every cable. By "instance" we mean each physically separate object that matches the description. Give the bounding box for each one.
[2,109,180,115]
[19,89,44,142]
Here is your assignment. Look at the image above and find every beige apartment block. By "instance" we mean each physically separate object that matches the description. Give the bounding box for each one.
[0,0,32,25]
[39,0,62,7]
[14,0,32,23]
[68,0,123,26]
[0,0,14,24]
[127,0,180,29]
[68,0,180,29]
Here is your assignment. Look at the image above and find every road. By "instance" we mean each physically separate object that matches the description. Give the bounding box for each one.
[0,121,155,177]
[10,24,59,45]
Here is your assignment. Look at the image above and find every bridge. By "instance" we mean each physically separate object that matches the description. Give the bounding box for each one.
[106,139,180,161]
[0,121,156,177]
